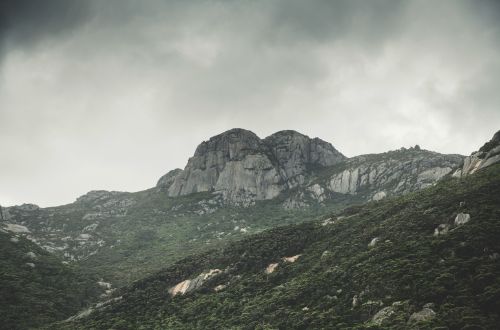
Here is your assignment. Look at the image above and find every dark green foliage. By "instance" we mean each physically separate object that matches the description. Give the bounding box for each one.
[52,164,500,329]
[0,234,103,330]
[478,130,500,154]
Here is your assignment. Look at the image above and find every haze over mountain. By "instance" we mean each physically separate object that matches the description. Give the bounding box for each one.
[1,0,500,206]
[1,1,500,329]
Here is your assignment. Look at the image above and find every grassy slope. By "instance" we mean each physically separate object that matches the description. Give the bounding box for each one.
[55,164,500,329]
[0,233,103,330]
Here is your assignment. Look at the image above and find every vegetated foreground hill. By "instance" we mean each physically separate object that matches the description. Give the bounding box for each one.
[0,130,463,288]
[53,163,500,330]
[0,229,104,330]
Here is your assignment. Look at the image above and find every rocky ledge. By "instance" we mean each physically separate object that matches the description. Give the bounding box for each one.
[453,130,500,177]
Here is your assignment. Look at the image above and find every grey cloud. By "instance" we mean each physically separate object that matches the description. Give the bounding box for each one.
[0,0,91,64]
[0,0,499,206]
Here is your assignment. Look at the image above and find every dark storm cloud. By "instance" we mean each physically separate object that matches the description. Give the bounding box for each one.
[0,0,91,60]
[0,0,499,206]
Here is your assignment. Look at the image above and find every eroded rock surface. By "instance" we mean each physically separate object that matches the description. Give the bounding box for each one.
[166,129,345,205]
[455,213,471,226]
[327,149,462,197]
[454,130,500,177]
[168,269,224,297]
[160,129,465,207]
[408,305,436,323]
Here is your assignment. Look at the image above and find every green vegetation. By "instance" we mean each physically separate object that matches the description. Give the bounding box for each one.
[8,187,357,289]
[77,189,357,286]
[0,233,103,330]
[53,164,500,329]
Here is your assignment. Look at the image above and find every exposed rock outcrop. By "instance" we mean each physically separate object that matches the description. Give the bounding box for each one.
[368,237,380,248]
[282,254,301,263]
[454,130,500,177]
[454,213,471,226]
[157,129,466,206]
[156,168,183,190]
[372,191,386,201]
[433,224,450,236]
[408,304,436,323]
[327,150,462,197]
[370,301,410,326]
[265,263,279,274]
[263,130,345,187]
[165,129,345,205]
[168,269,224,297]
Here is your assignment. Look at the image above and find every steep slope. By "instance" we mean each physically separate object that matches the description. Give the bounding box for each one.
[0,228,104,330]
[52,163,500,330]
[453,130,500,177]
[1,129,464,288]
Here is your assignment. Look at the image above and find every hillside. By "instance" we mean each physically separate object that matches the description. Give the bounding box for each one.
[51,162,500,329]
[1,130,463,289]
[0,229,104,330]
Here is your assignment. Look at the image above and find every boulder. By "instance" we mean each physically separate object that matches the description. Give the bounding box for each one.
[282,255,301,263]
[434,224,450,236]
[368,237,380,248]
[408,306,436,323]
[265,263,279,274]
[455,213,471,226]
[372,191,387,201]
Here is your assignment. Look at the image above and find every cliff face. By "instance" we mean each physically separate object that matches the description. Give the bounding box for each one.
[162,129,346,205]
[324,149,463,198]
[263,130,346,188]
[159,129,466,206]
[454,130,500,177]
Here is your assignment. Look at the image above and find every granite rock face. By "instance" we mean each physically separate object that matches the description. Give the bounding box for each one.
[158,129,467,206]
[453,130,500,177]
[166,129,346,205]
[325,148,463,198]
[263,130,346,188]
[156,169,183,190]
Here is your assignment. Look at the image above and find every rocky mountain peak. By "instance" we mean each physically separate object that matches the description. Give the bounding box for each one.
[264,130,346,187]
[159,128,470,207]
[264,130,344,167]
[192,128,264,161]
[163,128,346,204]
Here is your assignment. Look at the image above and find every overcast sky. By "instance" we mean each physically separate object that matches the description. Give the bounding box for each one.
[1,0,499,207]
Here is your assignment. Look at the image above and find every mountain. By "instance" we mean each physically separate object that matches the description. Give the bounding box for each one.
[159,128,462,207]
[0,128,479,329]
[49,138,500,329]
[0,130,464,286]
[162,129,346,206]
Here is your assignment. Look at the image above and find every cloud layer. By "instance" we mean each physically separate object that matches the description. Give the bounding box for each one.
[1,0,499,206]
